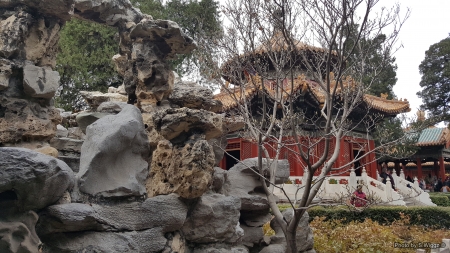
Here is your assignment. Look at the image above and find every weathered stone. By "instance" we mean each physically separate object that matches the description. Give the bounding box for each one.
[0,10,62,66]
[78,104,150,198]
[146,137,215,199]
[169,82,223,112]
[73,0,143,26]
[35,146,58,157]
[132,42,175,105]
[37,194,187,235]
[208,135,228,166]
[142,111,166,149]
[41,228,167,253]
[0,148,74,211]
[240,211,272,227]
[75,111,111,134]
[153,107,223,142]
[22,64,59,99]
[0,97,61,143]
[259,244,286,253]
[181,193,242,243]
[192,244,249,253]
[56,124,68,137]
[223,115,246,133]
[223,160,269,211]
[241,224,264,248]
[0,59,12,90]
[79,90,127,111]
[0,0,74,21]
[97,101,127,113]
[211,167,227,194]
[67,127,85,140]
[50,137,83,154]
[0,211,41,253]
[130,19,197,59]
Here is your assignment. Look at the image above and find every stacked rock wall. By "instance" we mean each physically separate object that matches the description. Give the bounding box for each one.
[0,0,316,252]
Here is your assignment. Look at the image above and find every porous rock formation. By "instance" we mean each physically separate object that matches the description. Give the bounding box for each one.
[0,0,316,252]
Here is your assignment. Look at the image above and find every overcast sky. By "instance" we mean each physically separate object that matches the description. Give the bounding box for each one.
[379,0,450,121]
[216,0,450,121]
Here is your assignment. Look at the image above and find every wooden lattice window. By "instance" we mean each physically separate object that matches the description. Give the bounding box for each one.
[226,142,240,151]
[242,141,252,159]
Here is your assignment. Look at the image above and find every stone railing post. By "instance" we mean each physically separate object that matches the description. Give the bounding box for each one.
[392,172,399,189]
[349,167,357,191]
[400,168,405,180]
[386,177,393,200]
[413,176,420,189]
[361,167,368,186]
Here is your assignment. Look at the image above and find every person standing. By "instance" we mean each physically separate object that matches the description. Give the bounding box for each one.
[351,185,368,207]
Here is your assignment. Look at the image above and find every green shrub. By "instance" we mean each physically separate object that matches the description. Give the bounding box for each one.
[430,195,450,206]
[308,205,450,228]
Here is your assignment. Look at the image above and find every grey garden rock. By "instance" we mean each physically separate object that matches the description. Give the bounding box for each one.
[153,107,222,142]
[77,104,150,198]
[0,211,41,253]
[259,244,286,253]
[50,137,84,154]
[73,0,143,26]
[130,19,196,59]
[192,243,249,253]
[0,0,75,21]
[0,148,74,211]
[22,64,59,99]
[269,208,315,253]
[96,101,128,114]
[241,224,264,248]
[37,194,187,235]
[56,124,69,138]
[41,228,166,253]
[223,158,289,211]
[169,82,223,112]
[181,193,242,243]
[75,111,111,134]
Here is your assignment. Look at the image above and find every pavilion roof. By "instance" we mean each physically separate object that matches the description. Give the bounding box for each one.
[214,74,411,116]
[416,127,450,147]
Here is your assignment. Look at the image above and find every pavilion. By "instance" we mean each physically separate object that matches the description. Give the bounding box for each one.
[213,32,411,179]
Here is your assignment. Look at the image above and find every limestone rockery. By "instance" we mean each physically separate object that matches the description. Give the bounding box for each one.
[0,0,315,253]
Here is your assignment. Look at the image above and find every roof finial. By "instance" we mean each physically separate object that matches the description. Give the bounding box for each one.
[417,110,426,121]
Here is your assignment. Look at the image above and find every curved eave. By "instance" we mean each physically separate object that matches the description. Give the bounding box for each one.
[363,94,411,115]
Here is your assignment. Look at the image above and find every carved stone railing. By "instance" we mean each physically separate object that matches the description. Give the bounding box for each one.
[392,169,436,206]
[274,167,406,206]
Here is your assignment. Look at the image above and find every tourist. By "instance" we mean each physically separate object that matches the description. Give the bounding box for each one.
[441,185,450,192]
[435,178,443,192]
[351,185,367,207]
[380,163,388,182]
[382,168,396,190]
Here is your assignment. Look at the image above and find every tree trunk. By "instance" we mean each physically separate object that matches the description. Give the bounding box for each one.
[286,229,297,253]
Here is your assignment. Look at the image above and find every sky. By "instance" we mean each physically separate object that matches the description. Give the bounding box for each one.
[388,0,450,121]
[215,0,450,122]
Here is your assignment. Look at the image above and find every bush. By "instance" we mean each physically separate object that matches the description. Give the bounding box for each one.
[311,214,450,253]
[308,205,450,229]
[429,195,450,206]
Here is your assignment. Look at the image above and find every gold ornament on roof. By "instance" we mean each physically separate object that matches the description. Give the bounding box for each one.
[380,93,389,99]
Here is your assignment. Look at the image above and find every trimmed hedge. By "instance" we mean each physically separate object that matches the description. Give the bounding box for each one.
[430,195,450,206]
[308,205,450,229]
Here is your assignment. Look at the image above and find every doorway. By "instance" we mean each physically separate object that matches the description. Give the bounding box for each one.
[353,150,365,176]
[225,150,240,170]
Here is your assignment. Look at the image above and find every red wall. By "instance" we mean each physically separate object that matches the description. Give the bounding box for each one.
[219,136,378,178]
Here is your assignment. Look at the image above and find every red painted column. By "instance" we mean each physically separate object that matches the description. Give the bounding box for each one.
[416,158,423,180]
[440,156,446,180]
[368,140,377,178]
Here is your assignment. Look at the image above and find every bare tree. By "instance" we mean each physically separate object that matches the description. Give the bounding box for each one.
[213,0,414,252]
